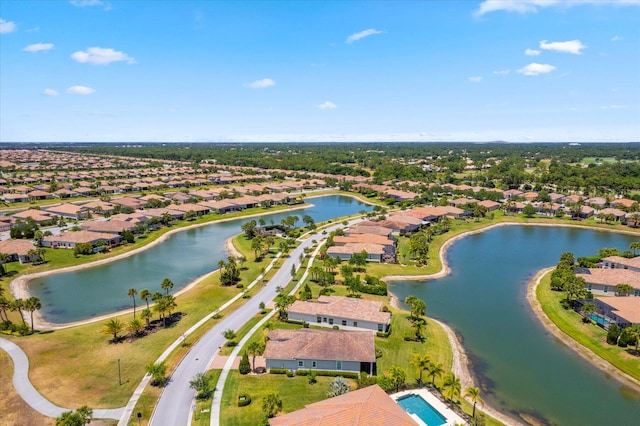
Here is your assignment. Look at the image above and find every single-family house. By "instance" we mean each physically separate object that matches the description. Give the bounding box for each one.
[346,225,394,238]
[600,256,640,273]
[42,230,123,249]
[268,385,416,426]
[44,204,89,220]
[0,239,38,263]
[287,296,391,332]
[589,297,640,328]
[478,200,501,212]
[596,208,627,222]
[11,209,56,225]
[264,329,377,375]
[327,242,391,263]
[574,268,640,296]
[81,219,137,234]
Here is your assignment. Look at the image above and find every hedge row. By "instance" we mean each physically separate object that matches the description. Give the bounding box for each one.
[269,368,359,379]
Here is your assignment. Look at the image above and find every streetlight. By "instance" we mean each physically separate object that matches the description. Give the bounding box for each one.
[117,358,122,386]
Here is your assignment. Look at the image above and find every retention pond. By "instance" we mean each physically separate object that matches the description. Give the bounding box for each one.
[389,225,640,426]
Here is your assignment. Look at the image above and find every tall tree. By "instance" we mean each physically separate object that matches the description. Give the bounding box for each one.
[465,386,485,420]
[101,318,124,342]
[139,289,151,310]
[247,340,264,372]
[24,296,41,332]
[410,353,431,384]
[127,288,138,319]
[161,278,174,295]
[389,366,407,392]
[443,372,461,404]
[426,361,444,388]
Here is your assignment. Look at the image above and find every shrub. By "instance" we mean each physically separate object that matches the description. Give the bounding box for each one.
[332,325,340,330]
[308,370,317,384]
[225,341,238,347]
[375,348,383,358]
[286,370,295,377]
[238,394,252,407]
[239,352,251,375]
[269,368,288,375]
[607,324,621,345]
[357,372,377,389]
[376,331,390,338]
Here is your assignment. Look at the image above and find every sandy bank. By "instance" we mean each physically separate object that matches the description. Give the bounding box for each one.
[526,267,640,394]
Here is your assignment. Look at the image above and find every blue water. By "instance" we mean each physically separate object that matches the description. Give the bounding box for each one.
[588,313,610,326]
[389,225,640,426]
[397,394,447,426]
[29,195,373,323]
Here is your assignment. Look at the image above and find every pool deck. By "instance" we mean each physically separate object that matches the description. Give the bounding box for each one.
[392,389,467,426]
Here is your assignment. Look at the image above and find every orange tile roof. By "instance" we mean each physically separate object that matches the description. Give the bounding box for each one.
[269,385,416,426]
[288,296,390,325]
[576,268,640,290]
[597,297,640,324]
[264,329,375,363]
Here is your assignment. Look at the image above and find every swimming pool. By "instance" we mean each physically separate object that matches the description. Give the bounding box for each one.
[588,313,611,326]
[396,393,447,426]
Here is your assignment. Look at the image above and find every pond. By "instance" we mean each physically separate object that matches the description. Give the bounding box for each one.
[29,195,373,323]
[389,225,640,426]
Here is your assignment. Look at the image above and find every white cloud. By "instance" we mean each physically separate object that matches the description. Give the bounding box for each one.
[246,78,276,89]
[23,43,54,52]
[0,19,17,34]
[610,35,623,41]
[600,104,629,110]
[67,85,95,95]
[493,69,511,75]
[475,0,640,16]
[43,89,59,96]
[525,49,541,56]
[469,76,482,82]
[540,39,586,55]
[70,0,103,6]
[346,28,383,44]
[517,63,556,76]
[71,47,135,65]
[316,101,337,109]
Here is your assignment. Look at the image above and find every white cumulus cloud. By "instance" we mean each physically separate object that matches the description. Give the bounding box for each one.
[316,101,337,109]
[67,85,95,95]
[23,43,54,52]
[611,35,623,41]
[493,69,511,75]
[469,76,482,83]
[540,40,586,55]
[475,0,640,16]
[517,63,556,76]
[246,78,276,89]
[525,49,541,56]
[71,47,135,65]
[346,28,384,44]
[0,18,17,34]
[70,0,103,6]
[43,89,59,96]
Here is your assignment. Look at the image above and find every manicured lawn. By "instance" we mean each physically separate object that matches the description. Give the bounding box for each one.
[536,272,640,381]
[220,371,356,426]
[192,369,222,426]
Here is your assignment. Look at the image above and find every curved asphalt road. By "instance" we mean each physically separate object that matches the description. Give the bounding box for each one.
[150,220,358,426]
[0,337,124,420]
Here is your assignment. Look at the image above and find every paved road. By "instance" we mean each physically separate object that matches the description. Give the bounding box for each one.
[149,219,361,426]
[149,232,321,426]
[0,337,124,420]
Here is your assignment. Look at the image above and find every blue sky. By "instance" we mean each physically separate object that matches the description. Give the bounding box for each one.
[1,0,639,143]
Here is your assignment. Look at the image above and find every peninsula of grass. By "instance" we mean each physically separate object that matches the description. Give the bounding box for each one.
[536,271,640,382]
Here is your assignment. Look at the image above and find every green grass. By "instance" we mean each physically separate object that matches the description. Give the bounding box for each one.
[536,271,640,381]
[192,369,222,426]
[220,371,356,426]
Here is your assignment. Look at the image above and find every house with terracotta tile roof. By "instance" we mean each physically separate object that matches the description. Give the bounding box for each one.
[287,296,391,332]
[589,297,640,328]
[42,230,122,249]
[268,385,416,426]
[596,208,627,222]
[478,200,501,212]
[610,198,636,209]
[0,239,38,263]
[346,225,393,238]
[575,268,640,296]
[81,219,137,234]
[601,256,640,272]
[43,203,89,220]
[264,329,377,375]
[11,209,56,224]
[333,234,395,249]
[327,242,393,263]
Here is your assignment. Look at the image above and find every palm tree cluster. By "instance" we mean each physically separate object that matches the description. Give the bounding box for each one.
[218,256,241,286]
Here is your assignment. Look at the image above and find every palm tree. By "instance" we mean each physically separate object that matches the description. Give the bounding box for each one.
[426,361,444,388]
[217,259,225,276]
[410,353,430,385]
[101,318,124,341]
[443,372,461,405]
[139,289,151,310]
[464,386,485,420]
[24,296,41,332]
[161,278,174,295]
[128,318,144,337]
[0,296,10,322]
[631,241,640,256]
[247,340,263,372]
[141,308,152,328]
[10,299,25,325]
[128,288,138,319]
[627,324,640,354]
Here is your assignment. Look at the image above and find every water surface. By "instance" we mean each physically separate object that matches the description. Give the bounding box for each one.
[389,225,640,425]
[30,195,372,323]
